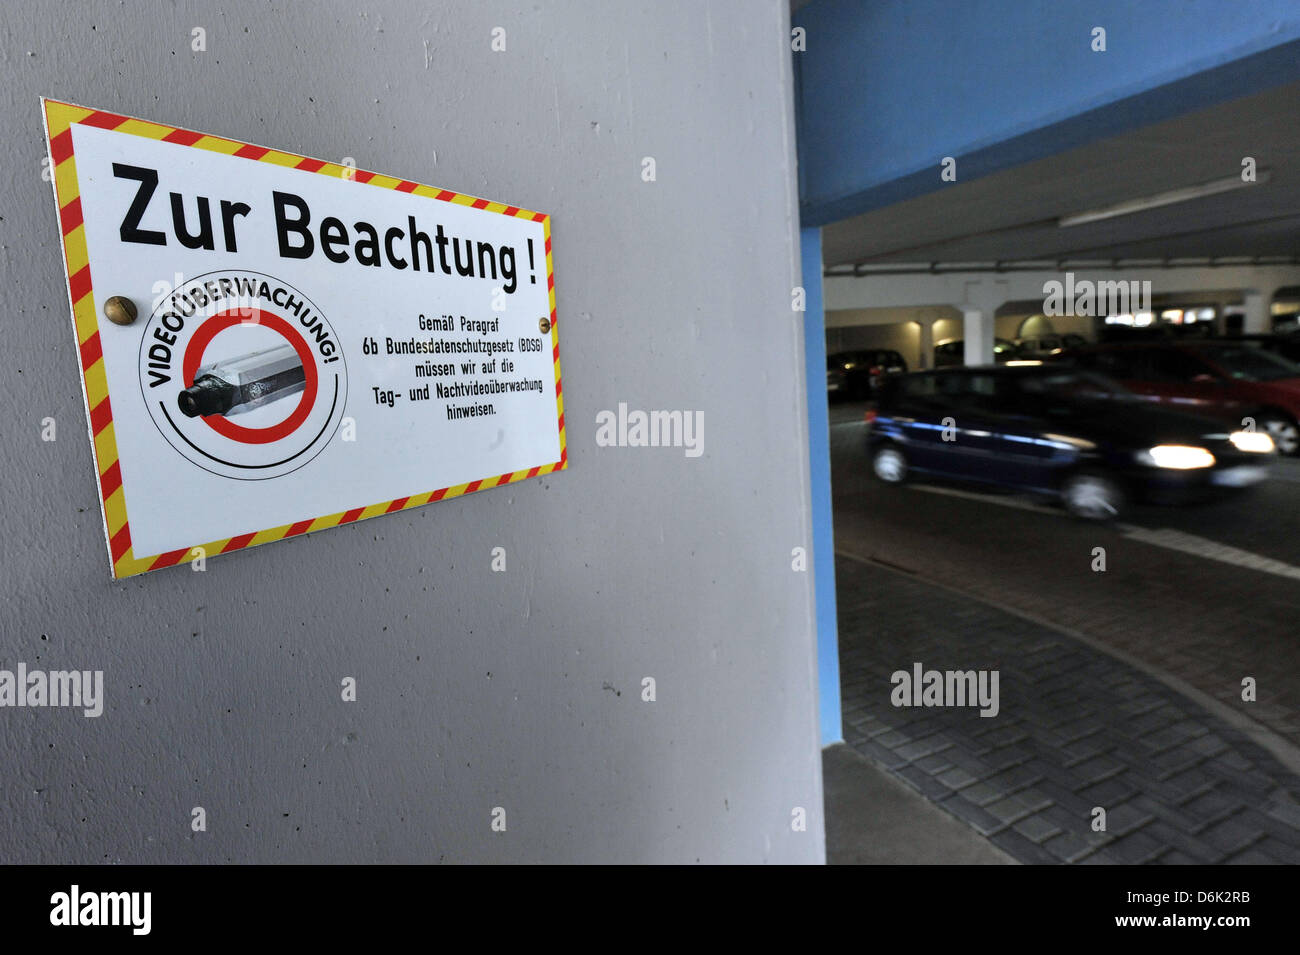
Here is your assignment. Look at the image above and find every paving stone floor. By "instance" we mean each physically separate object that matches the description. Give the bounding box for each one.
[836,554,1300,864]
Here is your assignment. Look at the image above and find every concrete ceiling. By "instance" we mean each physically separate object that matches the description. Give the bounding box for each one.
[821,80,1300,269]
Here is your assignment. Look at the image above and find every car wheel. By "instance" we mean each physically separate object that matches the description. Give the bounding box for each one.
[872,444,908,484]
[1061,472,1124,520]
[1258,413,1300,456]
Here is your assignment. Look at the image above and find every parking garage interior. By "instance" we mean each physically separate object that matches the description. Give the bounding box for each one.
[797,0,1300,864]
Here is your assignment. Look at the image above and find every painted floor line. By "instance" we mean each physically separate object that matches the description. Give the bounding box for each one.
[908,483,1300,580]
[1117,524,1300,581]
[907,482,1062,516]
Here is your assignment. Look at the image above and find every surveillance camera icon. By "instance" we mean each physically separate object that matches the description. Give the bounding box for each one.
[177,344,306,418]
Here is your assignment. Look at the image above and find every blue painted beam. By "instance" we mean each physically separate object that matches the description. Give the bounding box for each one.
[801,226,842,745]
[796,0,1300,226]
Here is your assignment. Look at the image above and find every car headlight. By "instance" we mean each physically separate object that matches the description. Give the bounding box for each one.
[1138,445,1216,469]
[1229,431,1275,453]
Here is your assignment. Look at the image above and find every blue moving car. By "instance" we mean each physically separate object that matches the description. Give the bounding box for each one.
[865,366,1275,519]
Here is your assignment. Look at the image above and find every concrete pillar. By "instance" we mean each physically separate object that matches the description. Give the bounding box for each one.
[961,279,1005,366]
[1243,290,1270,334]
[916,318,934,370]
[962,308,994,365]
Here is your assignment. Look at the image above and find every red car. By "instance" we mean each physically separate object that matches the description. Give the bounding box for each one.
[1062,341,1300,454]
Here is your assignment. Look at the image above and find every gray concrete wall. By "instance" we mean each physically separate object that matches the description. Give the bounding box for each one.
[0,0,822,863]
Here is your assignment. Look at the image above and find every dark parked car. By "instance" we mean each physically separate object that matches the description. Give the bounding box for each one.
[1060,341,1300,454]
[1014,333,1087,359]
[934,338,1022,367]
[866,366,1275,519]
[1096,321,1216,343]
[1225,333,1300,365]
[827,349,907,399]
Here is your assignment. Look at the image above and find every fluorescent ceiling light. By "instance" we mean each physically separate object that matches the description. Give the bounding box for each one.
[1059,170,1270,228]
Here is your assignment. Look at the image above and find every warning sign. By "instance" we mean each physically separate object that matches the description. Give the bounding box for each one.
[42,99,565,579]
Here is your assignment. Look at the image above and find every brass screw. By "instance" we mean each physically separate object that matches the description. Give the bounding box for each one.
[538,316,551,334]
[104,296,137,326]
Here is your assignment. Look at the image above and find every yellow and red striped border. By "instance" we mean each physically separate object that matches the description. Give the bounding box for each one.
[41,98,566,580]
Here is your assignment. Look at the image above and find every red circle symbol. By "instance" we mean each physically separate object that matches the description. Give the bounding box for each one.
[181,309,319,445]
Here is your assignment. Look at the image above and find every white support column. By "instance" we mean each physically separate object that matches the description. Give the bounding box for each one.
[916,319,935,370]
[962,308,993,365]
[1242,290,1270,334]
[961,279,1005,366]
